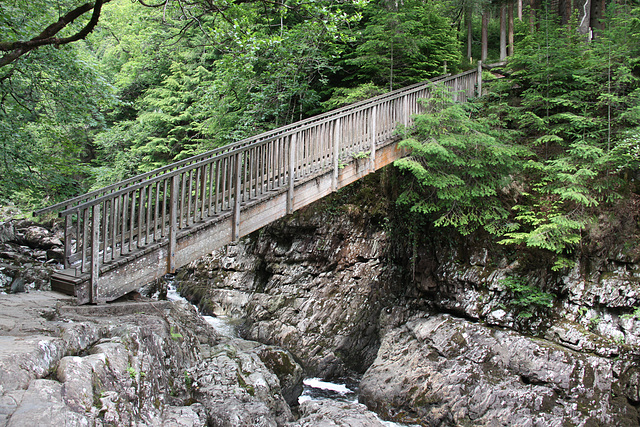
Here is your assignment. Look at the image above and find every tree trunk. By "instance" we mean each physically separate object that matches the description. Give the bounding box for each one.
[530,0,540,32]
[467,8,473,60]
[590,0,605,35]
[508,2,515,56]
[518,0,523,20]
[500,6,507,61]
[481,13,488,62]
[575,0,591,35]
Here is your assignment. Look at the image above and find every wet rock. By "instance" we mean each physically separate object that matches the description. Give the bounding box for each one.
[257,347,304,407]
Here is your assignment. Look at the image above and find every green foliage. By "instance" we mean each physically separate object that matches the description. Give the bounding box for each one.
[0,43,115,207]
[170,326,183,341]
[322,83,387,110]
[621,306,640,321]
[395,86,527,236]
[344,0,461,90]
[500,276,555,318]
[484,4,640,263]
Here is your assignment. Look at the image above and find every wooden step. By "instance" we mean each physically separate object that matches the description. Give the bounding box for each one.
[51,270,91,304]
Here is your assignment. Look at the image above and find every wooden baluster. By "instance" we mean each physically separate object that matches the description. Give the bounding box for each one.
[225,156,233,211]
[81,208,89,273]
[208,161,215,216]
[161,178,168,237]
[180,173,186,228]
[64,212,72,269]
[110,197,118,261]
[122,193,129,255]
[371,105,377,173]
[200,165,207,221]
[187,169,194,227]
[102,199,109,264]
[138,186,146,247]
[151,182,158,241]
[215,159,222,214]
[129,190,136,251]
[145,185,151,245]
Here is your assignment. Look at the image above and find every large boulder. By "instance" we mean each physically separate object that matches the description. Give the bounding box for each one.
[359,312,639,426]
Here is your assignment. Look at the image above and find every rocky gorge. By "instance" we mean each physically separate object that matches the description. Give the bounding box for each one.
[1,170,640,426]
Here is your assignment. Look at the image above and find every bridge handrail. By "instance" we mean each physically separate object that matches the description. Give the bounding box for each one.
[34,71,473,217]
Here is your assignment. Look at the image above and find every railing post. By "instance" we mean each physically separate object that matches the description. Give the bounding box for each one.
[287,133,296,215]
[453,77,459,102]
[370,106,377,173]
[90,204,100,303]
[232,152,242,241]
[332,118,341,191]
[168,175,178,274]
[477,61,482,97]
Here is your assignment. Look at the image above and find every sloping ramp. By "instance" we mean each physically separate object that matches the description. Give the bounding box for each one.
[35,68,482,303]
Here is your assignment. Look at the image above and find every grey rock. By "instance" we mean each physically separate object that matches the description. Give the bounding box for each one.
[7,379,89,427]
[290,400,388,427]
[359,313,639,426]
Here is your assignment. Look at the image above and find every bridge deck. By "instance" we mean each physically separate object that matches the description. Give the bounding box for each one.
[37,67,482,304]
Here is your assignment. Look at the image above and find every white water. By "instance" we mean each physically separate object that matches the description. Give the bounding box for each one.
[299,377,419,427]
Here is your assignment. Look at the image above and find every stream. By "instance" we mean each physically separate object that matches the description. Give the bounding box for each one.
[166,283,417,427]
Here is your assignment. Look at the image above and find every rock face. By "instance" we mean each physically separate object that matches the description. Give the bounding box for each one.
[0,291,302,427]
[176,201,403,378]
[360,312,638,426]
[175,177,640,426]
[0,219,65,294]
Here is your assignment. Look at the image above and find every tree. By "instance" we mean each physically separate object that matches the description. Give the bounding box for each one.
[395,87,526,236]
[345,0,460,90]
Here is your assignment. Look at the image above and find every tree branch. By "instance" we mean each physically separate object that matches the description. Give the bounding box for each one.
[0,0,112,68]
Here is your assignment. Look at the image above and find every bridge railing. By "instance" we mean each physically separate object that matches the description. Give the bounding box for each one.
[35,66,482,301]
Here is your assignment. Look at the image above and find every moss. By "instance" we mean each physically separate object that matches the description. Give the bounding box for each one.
[258,349,297,377]
[236,372,255,396]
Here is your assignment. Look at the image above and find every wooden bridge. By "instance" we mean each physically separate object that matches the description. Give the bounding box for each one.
[35,67,482,304]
